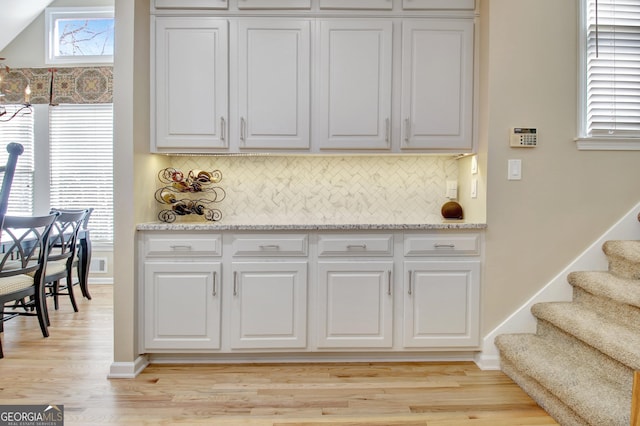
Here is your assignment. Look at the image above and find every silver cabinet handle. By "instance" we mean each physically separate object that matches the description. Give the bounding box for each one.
[387,270,392,296]
[385,118,390,144]
[259,244,280,250]
[240,117,246,144]
[346,244,367,250]
[233,271,238,296]
[212,271,217,296]
[221,117,226,142]
[408,270,412,295]
[404,118,410,143]
[169,245,192,251]
[434,243,456,249]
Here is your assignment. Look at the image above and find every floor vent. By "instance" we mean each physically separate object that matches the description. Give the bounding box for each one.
[89,257,108,273]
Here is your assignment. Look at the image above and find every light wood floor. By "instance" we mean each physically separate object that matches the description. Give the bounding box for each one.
[0,285,558,425]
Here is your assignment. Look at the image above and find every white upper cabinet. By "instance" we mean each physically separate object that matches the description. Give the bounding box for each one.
[401,19,474,151]
[236,20,311,150]
[317,20,393,150]
[150,3,477,153]
[153,17,229,152]
[403,0,474,10]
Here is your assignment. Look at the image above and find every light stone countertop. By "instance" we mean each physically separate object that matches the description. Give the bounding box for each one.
[137,221,487,232]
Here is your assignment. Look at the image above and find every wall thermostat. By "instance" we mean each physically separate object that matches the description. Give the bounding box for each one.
[510,127,537,147]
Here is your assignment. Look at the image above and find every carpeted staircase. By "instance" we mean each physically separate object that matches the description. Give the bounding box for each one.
[495,239,640,426]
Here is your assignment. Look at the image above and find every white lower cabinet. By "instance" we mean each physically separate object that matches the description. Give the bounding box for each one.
[317,261,393,348]
[403,260,480,347]
[229,261,308,349]
[139,230,482,355]
[144,261,222,350]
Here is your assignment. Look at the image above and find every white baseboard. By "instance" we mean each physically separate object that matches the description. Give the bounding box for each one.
[477,201,640,370]
[108,355,149,378]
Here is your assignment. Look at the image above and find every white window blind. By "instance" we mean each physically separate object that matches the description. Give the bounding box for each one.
[585,0,640,137]
[49,104,113,242]
[0,106,34,216]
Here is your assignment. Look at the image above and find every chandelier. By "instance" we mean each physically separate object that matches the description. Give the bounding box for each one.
[0,58,33,123]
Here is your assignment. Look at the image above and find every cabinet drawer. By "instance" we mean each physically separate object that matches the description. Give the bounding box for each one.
[318,234,393,257]
[145,233,222,257]
[403,0,475,9]
[320,0,392,9]
[231,234,308,257]
[404,233,480,256]
[238,0,310,9]
[155,0,228,9]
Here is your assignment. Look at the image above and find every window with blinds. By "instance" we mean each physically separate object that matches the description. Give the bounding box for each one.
[49,104,113,242]
[584,0,640,138]
[0,106,34,216]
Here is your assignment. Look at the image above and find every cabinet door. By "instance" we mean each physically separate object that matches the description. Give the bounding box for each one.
[237,20,311,150]
[153,17,229,152]
[144,262,221,350]
[317,262,393,348]
[317,20,393,150]
[401,19,474,151]
[403,260,480,347]
[230,262,308,349]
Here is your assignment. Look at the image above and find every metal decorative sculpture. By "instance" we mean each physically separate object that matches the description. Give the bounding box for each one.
[155,167,225,223]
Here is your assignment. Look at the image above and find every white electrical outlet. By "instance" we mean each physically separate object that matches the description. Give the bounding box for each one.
[471,178,478,198]
[471,156,478,174]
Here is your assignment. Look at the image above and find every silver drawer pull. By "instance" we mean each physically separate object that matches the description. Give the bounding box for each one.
[346,244,367,250]
[212,271,217,297]
[233,271,238,296]
[259,244,280,250]
[434,243,455,249]
[169,245,192,251]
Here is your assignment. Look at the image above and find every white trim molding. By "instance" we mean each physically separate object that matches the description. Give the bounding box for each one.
[108,356,149,379]
[576,138,640,151]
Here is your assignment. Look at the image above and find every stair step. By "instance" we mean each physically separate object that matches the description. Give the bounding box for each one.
[536,320,633,389]
[495,333,630,426]
[568,270,640,310]
[602,240,640,279]
[500,358,588,426]
[531,301,640,371]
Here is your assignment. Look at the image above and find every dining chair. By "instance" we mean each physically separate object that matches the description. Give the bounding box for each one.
[51,207,93,300]
[42,209,88,318]
[0,213,58,358]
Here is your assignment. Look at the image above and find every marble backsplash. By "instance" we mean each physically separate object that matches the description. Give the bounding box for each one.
[164,155,458,225]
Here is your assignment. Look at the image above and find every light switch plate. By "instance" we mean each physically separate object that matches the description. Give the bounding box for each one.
[471,178,478,198]
[508,159,522,180]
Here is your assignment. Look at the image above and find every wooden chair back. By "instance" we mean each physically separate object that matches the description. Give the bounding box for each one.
[0,143,24,233]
